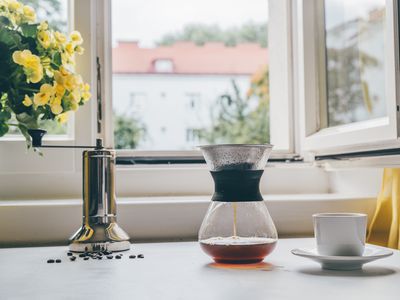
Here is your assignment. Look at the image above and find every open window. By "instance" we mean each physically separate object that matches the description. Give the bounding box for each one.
[104,0,295,161]
[297,0,400,157]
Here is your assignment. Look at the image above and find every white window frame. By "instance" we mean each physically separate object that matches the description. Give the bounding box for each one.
[296,0,400,156]
[0,0,98,198]
[102,0,296,159]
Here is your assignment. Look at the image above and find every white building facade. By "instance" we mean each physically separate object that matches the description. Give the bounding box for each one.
[112,42,268,150]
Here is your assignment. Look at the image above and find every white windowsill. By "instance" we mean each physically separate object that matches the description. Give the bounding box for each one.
[0,194,377,247]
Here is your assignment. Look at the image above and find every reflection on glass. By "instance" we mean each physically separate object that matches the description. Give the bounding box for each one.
[111,0,269,150]
[324,0,386,127]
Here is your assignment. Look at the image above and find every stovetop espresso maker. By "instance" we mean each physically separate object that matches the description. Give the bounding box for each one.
[28,129,130,252]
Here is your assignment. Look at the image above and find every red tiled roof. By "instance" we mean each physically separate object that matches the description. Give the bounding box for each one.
[112,41,268,75]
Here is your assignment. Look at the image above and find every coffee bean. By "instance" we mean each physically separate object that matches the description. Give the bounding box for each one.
[67,252,73,256]
[107,256,113,259]
[129,255,136,259]
[138,254,144,258]
[47,259,55,263]
[70,256,76,261]
[83,257,89,261]
[55,259,61,263]
[79,253,86,258]
[115,255,122,259]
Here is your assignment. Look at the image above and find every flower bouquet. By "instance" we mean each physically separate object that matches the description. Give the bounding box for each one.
[0,0,90,147]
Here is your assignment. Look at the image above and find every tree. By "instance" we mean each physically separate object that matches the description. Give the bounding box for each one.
[197,66,270,144]
[113,112,146,149]
[157,22,268,48]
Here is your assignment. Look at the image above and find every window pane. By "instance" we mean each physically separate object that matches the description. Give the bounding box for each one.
[3,0,69,137]
[324,0,386,127]
[112,0,269,150]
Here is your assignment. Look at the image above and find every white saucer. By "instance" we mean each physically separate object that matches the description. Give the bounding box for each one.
[291,246,393,270]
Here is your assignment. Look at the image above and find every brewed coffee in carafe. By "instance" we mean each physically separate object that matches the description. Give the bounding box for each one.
[199,144,278,264]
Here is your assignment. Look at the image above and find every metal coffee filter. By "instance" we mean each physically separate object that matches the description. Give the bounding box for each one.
[199,144,273,171]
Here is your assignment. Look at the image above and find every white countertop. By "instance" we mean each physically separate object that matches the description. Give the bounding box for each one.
[0,238,399,300]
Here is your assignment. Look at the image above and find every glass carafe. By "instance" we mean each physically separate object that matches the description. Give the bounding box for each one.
[199,144,278,264]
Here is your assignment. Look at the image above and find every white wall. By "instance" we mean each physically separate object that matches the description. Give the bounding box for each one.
[112,73,251,150]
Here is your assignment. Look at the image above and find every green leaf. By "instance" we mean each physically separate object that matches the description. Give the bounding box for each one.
[20,23,38,38]
[0,123,9,137]
[51,52,62,68]
[0,25,17,47]
[0,16,11,27]
[0,110,11,121]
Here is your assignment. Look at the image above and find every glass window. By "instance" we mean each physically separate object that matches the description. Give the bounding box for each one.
[112,0,269,150]
[324,0,386,127]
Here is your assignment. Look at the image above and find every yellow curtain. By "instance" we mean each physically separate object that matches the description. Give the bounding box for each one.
[367,168,400,249]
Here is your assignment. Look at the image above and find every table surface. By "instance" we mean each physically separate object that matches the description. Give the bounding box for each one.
[0,238,399,300]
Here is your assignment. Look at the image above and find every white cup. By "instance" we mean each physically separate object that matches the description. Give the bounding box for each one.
[313,213,367,256]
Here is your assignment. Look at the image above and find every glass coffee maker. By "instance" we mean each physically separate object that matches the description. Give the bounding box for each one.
[199,144,278,264]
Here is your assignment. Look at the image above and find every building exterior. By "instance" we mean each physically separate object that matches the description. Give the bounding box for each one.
[112,41,268,150]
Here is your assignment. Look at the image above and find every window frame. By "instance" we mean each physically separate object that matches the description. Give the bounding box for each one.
[0,0,99,198]
[103,0,297,159]
[296,0,400,156]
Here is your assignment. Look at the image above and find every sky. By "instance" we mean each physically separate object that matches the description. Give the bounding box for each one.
[111,0,269,47]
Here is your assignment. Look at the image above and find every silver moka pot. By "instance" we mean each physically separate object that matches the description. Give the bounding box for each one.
[28,129,130,252]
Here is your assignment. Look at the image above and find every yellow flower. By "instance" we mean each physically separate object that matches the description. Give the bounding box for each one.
[12,50,43,83]
[54,66,70,85]
[82,91,91,102]
[22,5,35,22]
[33,84,54,106]
[64,74,81,91]
[12,50,29,65]
[38,30,52,49]
[59,66,70,76]
[75,45,84,55]
[56,112,68,123]
[70,101,79,111]
[69,31,83,45]
[70,89,81,103]
[51,104,63,115]
[22,95,32,107]
[54,31,67,45]
[54,82,65,97]
[8,0,22,11]
[28,68,43,83]
[65,43,74,55]
[37,21,48,31]
[82,83,91,100]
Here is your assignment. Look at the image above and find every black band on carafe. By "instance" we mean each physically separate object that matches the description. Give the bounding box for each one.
[210,170,264,202]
